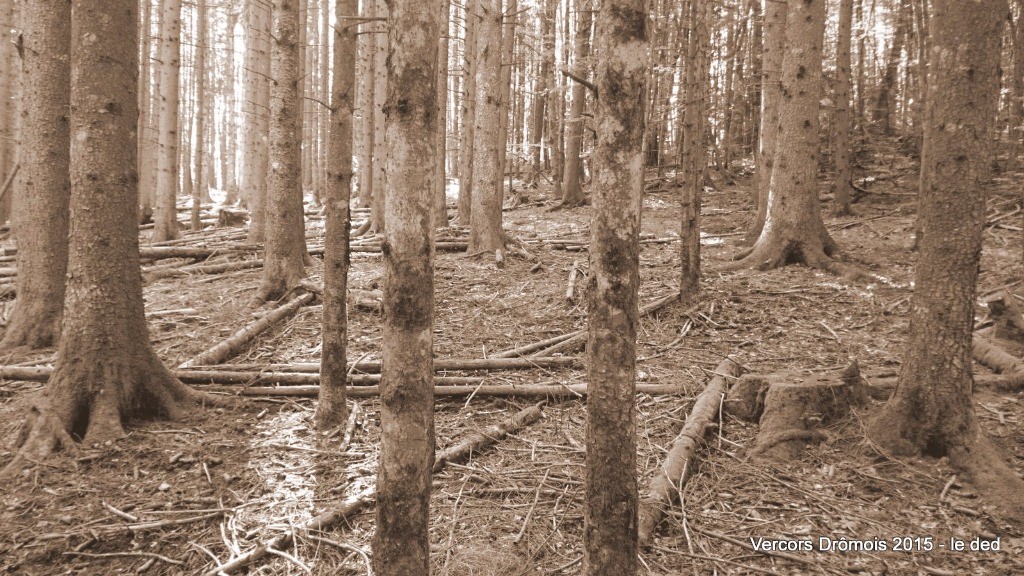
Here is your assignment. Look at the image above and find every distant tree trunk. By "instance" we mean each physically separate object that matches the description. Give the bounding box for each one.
[679,0,712,304]
[153,0,183,241]
[1009,0,1024,172]
[371,0,440,572]
[7,0,211,465]
[224,7,240,204]
[583,0,647,573]
[242,0,270,240]
[874,0,908,135]
[456,0,478,225]
[248,3,272,242]
[355,0,375,208]
[369,0,388,232]
[855,0,866,129]
[0,0,17,223]
[317,0,356,431]
[869,0,1024,524]
[496,0,518,203]
[139,0,156,223]
[833,0,854,216]
[1,0,70,350]
[745,0,785,245]
[253,0,307,304]
[467,0,505,256]
[530,0,555,187]
[560,0,593,207]
[192,0,207,231]
[434,0,451,228]
[318,0,330,201]
[547,0,564,200]
[746,0,763,208]
[731,0,838,271]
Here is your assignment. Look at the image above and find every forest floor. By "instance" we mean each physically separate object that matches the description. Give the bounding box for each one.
[3,139,1024,575]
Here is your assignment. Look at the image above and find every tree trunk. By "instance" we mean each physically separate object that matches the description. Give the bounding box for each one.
[874,0,908,135]
[434,0,451,228]
[371,0,440,572]
[869,0,1024,524]
[355,0,376,209]
[2,0,70,349]
[583,1,647,573]
[679,0,712,304]
[495,0,518,205]
[7,0,209,466]
[833,0,854,216]
[1009,0,1024,172]
[731,0,838,272]
[467,0,505,256]
[0,0,17,225]
[316,0,356,431]
[153,0,183,242]
[369,0,388,232]
[253,0,307,304]
[745,0,786,245]
[546,0,564,200]
[248,3,272,242]
[529,1,552,187]
[138,0,156,223]
[560,0,593,207]
[456,0,478,225]
[192,0,208,231]
[224,6,240,204]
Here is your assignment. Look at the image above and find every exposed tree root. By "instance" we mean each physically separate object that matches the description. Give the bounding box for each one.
[723,237,839,273]
[950,432,1024,526]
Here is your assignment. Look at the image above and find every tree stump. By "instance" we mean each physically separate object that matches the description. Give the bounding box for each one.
[217,208,249,227]
[747,362,867,460]
[723,375,769,422]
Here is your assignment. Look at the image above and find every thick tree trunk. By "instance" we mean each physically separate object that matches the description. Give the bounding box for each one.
[371,0,440,572]
[731,0,838,272]
[584,1,647,572]
[153,0,183,242]
[6,0,209,469]
[745,0,786,245]
[246,4,272,242]
[560,0,593,207]
[833,0,854,216]
[316,0,356,431]
[679,0,712,305]
[869,0,1024,524]
[456,0,479,225]
[2,0,70,349]
[253,0,307,304]
[466,0,505,256]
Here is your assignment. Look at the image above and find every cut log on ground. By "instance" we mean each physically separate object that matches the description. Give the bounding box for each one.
[637,357,744,546]
[986,293,1024,343]
[198,382,693,398]
[746,361,867,460]
[973,336,1024,374]
[139,246,260,262]
[205,402,546,576]
[144,259,264,281]
[178,292,316,367]
[187,356,581,374]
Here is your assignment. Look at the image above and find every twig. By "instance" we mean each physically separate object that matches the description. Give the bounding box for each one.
[63,550,184,566]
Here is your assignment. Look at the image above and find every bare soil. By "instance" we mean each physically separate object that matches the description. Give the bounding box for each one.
[2,142,1024,575]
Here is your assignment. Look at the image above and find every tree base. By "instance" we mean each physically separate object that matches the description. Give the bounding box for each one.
[1,355,225,478]
[726,235,840,273]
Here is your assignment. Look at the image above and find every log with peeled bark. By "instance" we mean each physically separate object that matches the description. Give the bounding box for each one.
[205,402,547,576]
[637,357,744,546]
[186,355,580,373]
[178,292,316,367]
[197,381,692,398]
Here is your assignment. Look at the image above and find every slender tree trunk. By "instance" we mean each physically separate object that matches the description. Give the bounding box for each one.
[874,0,908,135]
[855,0,866,129]
[153,0,184,241]
[369,0,388,232]
[139,0,156,223]
[467,0,505,256]
[679,0,712,304]
[1009,0,1024,172]
[192,0,207,231]
[371,0,440,572]
[833,0,854,216]
[731,0,838,271]
[317,0,356,431]
[2,0,70,349]
[246,0,272,243]
[495,0,517,205]
[560,0,593,206]
[869,0,1024,524]
[747,0,763,213]
[356,0,376,208]
[583,0,647,573]
[8,0,209,465]
[745,0,786,245]
[547,0,563,200]
[531,0,555,187]
[456,0,478,225]
[434,0,451,228]
[0,0,15,200]
[253,0,307,304]
[224,6,240,204]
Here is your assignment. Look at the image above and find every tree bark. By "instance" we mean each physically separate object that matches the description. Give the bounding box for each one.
[153,0,183,242]
[455,0,478,225]
[833,0,854,216]
[192,0,208,231]
[355,0,376,209]
[434,0,451,228]
[731,0,838,272]
[583,1,647,573]
[466,0,505,255]
[869,0,1024,523]
[316,0,356,430]
[253,0,307,304]
[371,0,440,572]
[369,0,388,232]
[6,0,210,467]
[1,1,70,350]
[560,0,593,206]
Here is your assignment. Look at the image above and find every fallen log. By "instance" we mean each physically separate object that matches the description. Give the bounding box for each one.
[144,259,264,281]
[183,372,483,386]
[178,292,316,367]
[139,245,259,262]
[637,357,744,546]
[973,336,1024,374]
[205,402,546,576]
[198,382,691,398]
[187,356,580,374]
